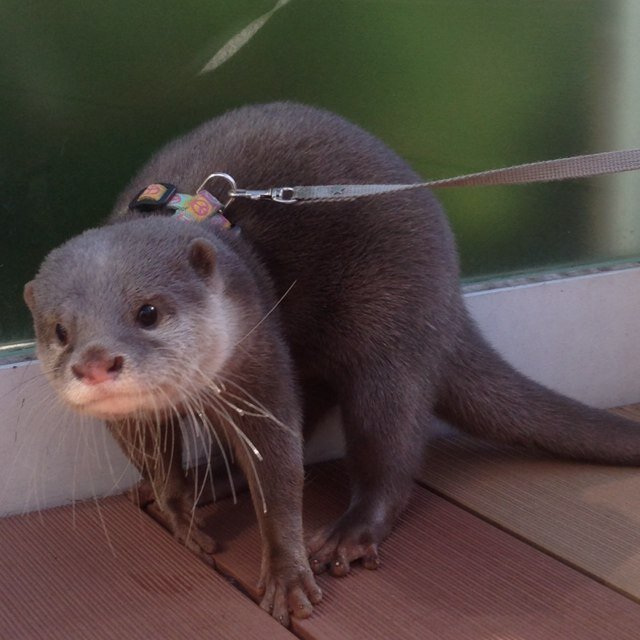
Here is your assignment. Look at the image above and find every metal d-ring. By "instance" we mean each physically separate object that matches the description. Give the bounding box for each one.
[197,173,238,209]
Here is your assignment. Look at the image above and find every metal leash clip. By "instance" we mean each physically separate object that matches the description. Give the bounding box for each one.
[197,173,297,206]
[231,186,296,203]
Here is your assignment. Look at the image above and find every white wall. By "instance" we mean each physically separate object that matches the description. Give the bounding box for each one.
[464,266,640,408]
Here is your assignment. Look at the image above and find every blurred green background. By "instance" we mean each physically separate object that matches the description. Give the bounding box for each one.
[1,0,639,344]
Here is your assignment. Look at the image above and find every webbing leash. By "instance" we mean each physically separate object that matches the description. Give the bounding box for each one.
[222,148,640,205]
[130,148,640,223]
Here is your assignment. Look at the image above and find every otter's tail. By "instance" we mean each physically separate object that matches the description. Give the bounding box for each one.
[435,318,640,464]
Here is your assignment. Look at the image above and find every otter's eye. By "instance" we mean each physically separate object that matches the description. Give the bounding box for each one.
[55,323,68,346]
[137,304,158,328]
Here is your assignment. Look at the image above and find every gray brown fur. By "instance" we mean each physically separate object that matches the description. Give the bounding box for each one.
[25,102,640,624]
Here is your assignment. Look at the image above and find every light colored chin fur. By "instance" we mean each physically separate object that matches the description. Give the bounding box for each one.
[63,379,174,419]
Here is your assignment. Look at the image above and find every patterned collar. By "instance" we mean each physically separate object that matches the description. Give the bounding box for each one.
[129,183,232,229]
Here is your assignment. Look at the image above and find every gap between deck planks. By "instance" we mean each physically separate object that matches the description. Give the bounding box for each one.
[0,497,294,640]
[205,462,640,640]
[417,404,640,605]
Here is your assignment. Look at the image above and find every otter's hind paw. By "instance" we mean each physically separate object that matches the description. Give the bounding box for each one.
[307,518,382,577]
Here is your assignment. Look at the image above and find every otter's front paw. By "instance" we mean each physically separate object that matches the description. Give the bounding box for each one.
[128,483,217,562]
[127,479,158,508]
[258,562,323,626]
[145,500,217,561]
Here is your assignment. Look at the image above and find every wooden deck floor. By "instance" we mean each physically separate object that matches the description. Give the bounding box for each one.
[3,406,640,639]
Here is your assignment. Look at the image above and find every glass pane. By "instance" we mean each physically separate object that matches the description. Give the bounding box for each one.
[2,0,639,343]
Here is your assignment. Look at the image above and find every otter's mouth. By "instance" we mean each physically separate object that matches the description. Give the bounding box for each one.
[64,381,181,419]
[76,393,158,418]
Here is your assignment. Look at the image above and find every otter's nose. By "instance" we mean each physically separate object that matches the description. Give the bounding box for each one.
[71,353,124,385]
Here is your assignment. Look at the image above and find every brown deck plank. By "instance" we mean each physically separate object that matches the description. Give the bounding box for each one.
[418,404,640,600]
[0,496,294,640]
[203,462,640,640]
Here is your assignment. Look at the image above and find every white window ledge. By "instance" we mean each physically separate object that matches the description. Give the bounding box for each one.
[2,265,640,516]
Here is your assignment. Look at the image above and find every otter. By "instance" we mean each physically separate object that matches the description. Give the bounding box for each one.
[24,102,640,625]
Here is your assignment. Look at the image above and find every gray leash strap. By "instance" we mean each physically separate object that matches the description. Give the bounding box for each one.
[232,148,640,204]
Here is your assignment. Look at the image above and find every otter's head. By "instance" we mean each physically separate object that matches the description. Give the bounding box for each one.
[24,218,238,419]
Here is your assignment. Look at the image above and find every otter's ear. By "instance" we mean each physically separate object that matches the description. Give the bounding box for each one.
[23,281,36,311]
[188,238,217,279]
